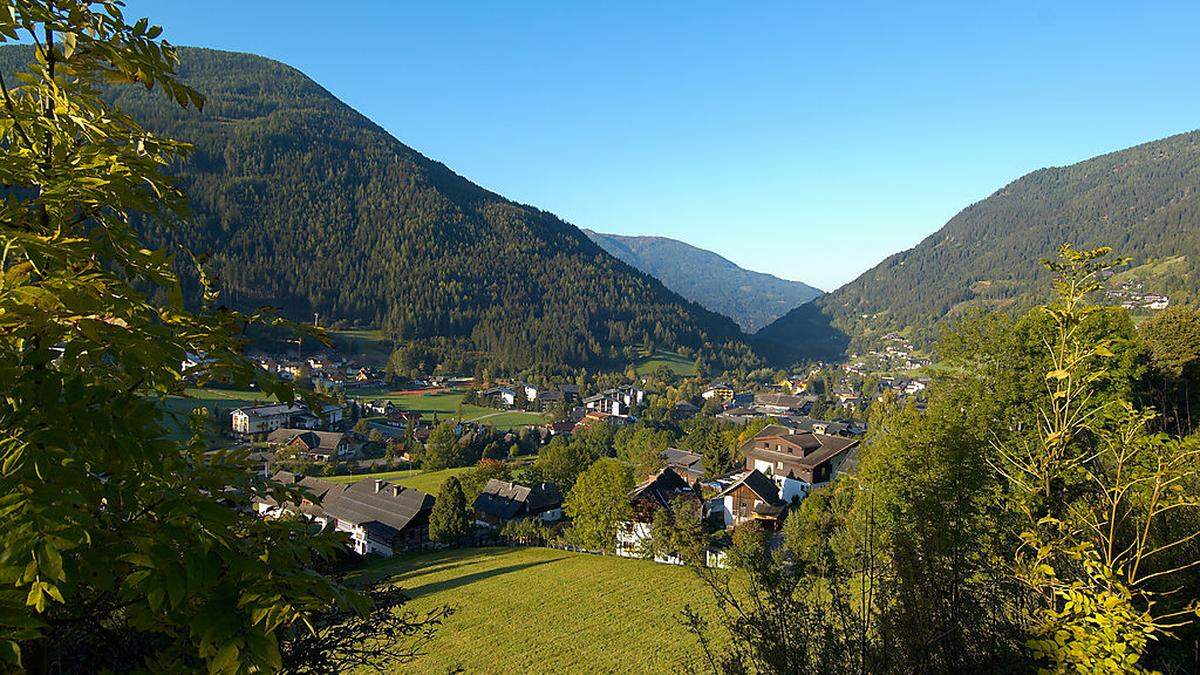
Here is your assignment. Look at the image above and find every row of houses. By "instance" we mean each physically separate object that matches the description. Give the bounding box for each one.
[617,423,860,563]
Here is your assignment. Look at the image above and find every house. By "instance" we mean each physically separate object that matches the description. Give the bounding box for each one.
[321,478,435,556]
[364,399,396,416]
[738,424,858,503]
[716,406,758,425]
[671,400,700,421]
[482,386,518,408]
[572,410,630,431]
[617,467,702,561]
[231,403,306,438]
[473,479,563,528]
[583,384,646,417]
[252,470,343,520]
[661,447,705,484]
[267,428,352,462]
[519,382,543,403]
[701,381,735,402]
[715,469,786,529]
[752,393,816,415]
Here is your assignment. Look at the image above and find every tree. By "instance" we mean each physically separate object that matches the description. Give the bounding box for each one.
[563,458,633,552]
[994,245,1200,671]
[422,422,464,470]
[0,4,390,672]
[429,477,471,547]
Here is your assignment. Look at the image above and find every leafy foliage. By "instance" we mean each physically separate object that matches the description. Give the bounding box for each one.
[0,3,380,671]
[563,458,633,553]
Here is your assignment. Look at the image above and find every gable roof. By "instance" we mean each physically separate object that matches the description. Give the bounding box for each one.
[267,428,345,453]
[321,478,434,539]
[473,479,563,520]
[717,469,782,504]
[629,467,697,509]
[661,447,704,476]
[740,424,858,471]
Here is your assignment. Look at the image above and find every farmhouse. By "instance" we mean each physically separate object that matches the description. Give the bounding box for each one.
[739,424,858,502]
[252,471,342,519]
[617,467,701,562]
[472,479,563,528]
[715,469,786,529]
[267,428,351,462]
[322,478,435,556]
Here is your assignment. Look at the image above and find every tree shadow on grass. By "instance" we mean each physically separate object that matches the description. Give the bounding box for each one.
[400,556,564,599]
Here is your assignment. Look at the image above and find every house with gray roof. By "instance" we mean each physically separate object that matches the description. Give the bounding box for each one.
[473,479,563,528]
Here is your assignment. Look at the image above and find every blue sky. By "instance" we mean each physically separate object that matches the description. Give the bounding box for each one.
[126,1,1200,290]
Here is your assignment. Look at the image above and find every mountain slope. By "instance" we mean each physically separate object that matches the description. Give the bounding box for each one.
[0,46,754,373]
[758,130,1200,363]
[584,230,822,332]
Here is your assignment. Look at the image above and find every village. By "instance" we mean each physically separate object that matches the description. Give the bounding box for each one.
[216,341,895,566]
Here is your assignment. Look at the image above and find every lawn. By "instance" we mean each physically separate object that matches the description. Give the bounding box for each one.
[634,351,698,378]
[359,547,721,673]
[358,391,550,431]
[325,467,473,494]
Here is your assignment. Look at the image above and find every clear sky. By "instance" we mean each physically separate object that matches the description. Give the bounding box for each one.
[125,1,1200,291]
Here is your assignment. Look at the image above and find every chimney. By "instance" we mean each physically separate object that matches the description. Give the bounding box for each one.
[392,486,402,497]
[373,479,383,493]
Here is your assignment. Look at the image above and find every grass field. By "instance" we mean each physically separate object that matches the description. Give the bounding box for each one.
[359,547,720,673]
[633,351,698,378]
[329,328,393,367]
[325,467,473,494]
[358,391,550,431]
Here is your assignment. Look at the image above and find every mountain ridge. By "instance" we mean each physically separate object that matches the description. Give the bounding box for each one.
[756,129,1200,363]
[0,45,758,374]
[584,229,822,333]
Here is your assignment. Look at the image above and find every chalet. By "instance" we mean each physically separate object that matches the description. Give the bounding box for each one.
[617,467,702,561]
[267,428,352,462]
[322,478,435,556]
[661,447,705,484]
[473,479,563,528]
[716,406,758,425]
[572,410,631,431]
[701,381,735,402]
[715,469,786,529]
[739,424,858,502]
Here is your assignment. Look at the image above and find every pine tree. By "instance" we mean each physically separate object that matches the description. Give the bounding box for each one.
[429,477,471,547]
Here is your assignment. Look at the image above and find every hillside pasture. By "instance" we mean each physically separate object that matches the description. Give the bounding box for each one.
[359,547,720,673]
[633,351,698,378]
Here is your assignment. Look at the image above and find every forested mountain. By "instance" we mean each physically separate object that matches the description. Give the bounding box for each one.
[0,46,754,373]
[584,230,822,332]
[757,130,1200,363]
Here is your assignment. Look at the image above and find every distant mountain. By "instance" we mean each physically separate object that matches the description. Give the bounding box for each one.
[757,130,1200,363]
[584,230,822,333]
[0,46,756,374]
